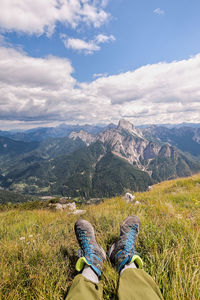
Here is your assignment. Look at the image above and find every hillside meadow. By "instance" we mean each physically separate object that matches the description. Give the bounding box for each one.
[0,174,200,299]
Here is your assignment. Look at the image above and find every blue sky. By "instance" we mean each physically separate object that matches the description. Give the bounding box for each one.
[0,0,200,129]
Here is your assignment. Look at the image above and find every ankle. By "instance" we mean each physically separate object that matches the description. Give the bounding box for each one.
[82,265,99,284]
[120,261,137,275]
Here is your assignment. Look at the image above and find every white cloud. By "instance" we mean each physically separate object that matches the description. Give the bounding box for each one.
[62,34,115,54]
[93,72,108,78]
[80,54,200,124]
[0,47,74,89]
[0,0,109,36]
[63,37,100,54]
[0,46,200,127]
[153,8,165,15]
[95,34,115,43]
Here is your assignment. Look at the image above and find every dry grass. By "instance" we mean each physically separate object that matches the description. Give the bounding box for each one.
[0,174,200,299]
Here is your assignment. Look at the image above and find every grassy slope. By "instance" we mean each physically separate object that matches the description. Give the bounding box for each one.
[0,175,200,299]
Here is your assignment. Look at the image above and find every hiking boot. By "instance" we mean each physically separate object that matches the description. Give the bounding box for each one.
[108,215,143,273]
[75,219,106,277]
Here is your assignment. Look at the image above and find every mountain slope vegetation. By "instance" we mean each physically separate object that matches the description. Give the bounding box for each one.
[0,174,199,299]
[0,189,36,204]
[0,136,38,159]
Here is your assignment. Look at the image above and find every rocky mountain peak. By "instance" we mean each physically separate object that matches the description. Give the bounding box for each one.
[118,119,134,131]
[117,119,144,138]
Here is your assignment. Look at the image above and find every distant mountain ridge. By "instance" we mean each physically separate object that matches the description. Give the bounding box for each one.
[1,122,200,142]
[0,123,116,142]
[0,119,200,198]
[143,125,200,158]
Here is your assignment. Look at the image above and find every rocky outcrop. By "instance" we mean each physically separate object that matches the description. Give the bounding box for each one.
[52,202,86,215]
[158,144,172,158]
[143,142,160,160]
[125,192,135,202]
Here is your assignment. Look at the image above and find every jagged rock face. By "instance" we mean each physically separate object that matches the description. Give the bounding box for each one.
[69,119,162,170]
[97,121,149,167]
[69,130,95,146]
[117,119,144,139]
[158,144,172,158]
[68,119,200,179]
[143,142,160,160]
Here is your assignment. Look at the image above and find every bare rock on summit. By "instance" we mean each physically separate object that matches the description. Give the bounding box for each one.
[97,119,151,170]
[117,119,144,139]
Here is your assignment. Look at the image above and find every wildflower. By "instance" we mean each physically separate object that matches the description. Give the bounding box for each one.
[19,237,25,241]
[29,234,33,238]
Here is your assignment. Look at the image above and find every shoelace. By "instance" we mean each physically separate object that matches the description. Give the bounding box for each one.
[123,224,138,254]
[77,229,94,258]
[77,228,104,266]
[115,224,139,272]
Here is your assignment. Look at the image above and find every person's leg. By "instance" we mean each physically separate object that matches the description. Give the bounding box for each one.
[66,219,106,300]
[109,215,163,300]
[118,268,163,300]
[66,274,103,300]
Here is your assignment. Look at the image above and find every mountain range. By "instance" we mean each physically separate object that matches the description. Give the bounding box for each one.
[0,120,200,199]
[0,123,116,142]
[143,125,200,158]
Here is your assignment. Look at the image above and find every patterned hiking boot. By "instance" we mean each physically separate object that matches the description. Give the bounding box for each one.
[75,219,106,277]
[108,215,143,273]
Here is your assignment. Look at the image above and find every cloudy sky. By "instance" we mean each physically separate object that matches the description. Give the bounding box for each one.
[0,0,200,129]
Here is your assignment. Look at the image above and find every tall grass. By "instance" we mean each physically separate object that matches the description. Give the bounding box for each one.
[0,174,200,299]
